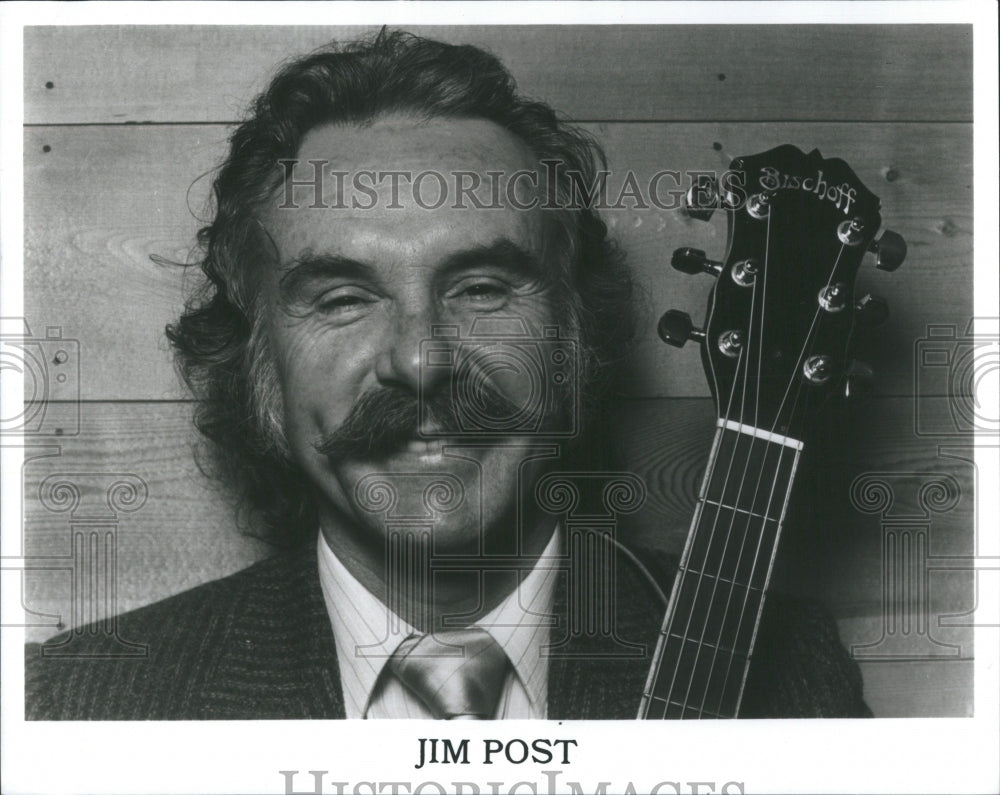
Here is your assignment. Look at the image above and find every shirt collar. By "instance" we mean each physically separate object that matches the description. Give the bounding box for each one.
[316,528,559,718]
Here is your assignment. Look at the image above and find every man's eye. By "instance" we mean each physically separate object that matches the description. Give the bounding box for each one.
[316,291,372,313]
[455,281,509,302]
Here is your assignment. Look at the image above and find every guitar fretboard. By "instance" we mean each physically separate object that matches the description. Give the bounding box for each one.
[640,421,803,718]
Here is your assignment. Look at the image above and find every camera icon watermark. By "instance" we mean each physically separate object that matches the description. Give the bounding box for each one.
[0,318,80,437]
[914,318,999,437]
[418,317,579,438]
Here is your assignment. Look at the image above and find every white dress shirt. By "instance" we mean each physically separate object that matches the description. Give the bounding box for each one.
[316,529,559,719]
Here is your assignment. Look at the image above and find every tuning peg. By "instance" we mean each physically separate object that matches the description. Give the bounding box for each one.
[658,310,706,348]
[855,294,890,327]
[671,247,723,276]
[837,217,867,246]
[685,176,719,221]
[869,229,907,271]
[842,360,875,399]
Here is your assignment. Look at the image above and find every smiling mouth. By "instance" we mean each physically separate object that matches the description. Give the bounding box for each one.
[403,438,450,455]
[395,436,493,458]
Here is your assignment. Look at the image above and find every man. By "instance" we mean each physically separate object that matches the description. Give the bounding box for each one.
[25,30,868,720]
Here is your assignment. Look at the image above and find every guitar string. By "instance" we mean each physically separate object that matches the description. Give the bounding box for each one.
[693,235,849,716]
[644,193,852,719]
[672,203,789,717]
[669,206,774,717]
[641,256,751,719]
[694,292,829,717]
[642,327,747,717]
[692,237,849,718]
[659,197,849,717]
[651,203,771,718]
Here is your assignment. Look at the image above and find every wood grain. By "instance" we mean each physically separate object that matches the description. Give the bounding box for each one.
[24,25,972,125]
[24,122,972,400]
[855,660,973,718]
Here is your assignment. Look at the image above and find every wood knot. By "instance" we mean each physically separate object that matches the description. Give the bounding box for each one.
[937,218,957,237]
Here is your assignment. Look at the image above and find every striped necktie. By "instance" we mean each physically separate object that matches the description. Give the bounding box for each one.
[388,628,509,719]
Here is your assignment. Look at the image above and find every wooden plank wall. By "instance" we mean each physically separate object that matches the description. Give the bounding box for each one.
[20,25,975,717]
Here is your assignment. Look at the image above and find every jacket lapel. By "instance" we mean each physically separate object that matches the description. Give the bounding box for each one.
[198,541,347,719]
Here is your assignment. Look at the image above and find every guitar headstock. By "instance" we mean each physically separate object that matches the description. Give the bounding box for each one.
[659,145,906,440]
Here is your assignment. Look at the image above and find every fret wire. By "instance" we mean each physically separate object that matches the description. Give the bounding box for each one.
[643,429,735,717]
[702,497,778,522]
[679,205,775,718]
[664,631,750,660]
[643,211,770,716]
[644,694,669,720]
[665,700,725,719]
[663,428,763,710]
[665,374,761,712]
[696,236,845,718]
[684,505,781,592]
[674,436,761,711]
[680,207,774,718]
[642,197,852,720]
[702,430,797,516]
[674,566,766,592]
[644,634,752,699]
[696,447,796,717]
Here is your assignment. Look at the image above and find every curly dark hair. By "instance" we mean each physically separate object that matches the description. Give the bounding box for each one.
[167,29,637,547]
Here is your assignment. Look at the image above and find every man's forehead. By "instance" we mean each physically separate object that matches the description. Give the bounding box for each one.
[261,115,550,270]
[297,115,538,173]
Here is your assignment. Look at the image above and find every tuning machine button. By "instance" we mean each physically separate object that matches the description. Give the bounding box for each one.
[869,229,907,271]
[684,175,719,221]
[746,192,772,220]
[731,258,759,288]
[842,360,875,399]
[855,293,890,327]
[837,217,867,246]
[717,330,743,358]
[658,310,706,348]
[818,283,849,312]
[671,247,723,276]
[803,355,834,385]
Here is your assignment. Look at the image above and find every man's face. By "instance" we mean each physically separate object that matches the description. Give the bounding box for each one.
[259,116,570,573]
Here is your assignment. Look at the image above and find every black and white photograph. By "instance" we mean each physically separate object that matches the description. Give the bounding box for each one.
[2,2,997,794]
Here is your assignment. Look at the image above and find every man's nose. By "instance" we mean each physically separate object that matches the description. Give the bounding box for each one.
[374,308,449,394]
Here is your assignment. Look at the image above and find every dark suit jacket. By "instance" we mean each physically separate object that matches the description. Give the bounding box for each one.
[25,538,870,720]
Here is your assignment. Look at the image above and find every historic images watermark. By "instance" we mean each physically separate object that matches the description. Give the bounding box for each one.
[276,160,751,213]
[279,768,747,795]
[275,159,867,217]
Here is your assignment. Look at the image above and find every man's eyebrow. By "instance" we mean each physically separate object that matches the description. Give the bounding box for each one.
[438,239,547,281]
[278,254,378,297]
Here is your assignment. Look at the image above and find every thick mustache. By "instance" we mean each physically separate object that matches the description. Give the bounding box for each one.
[313,382,524,461]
